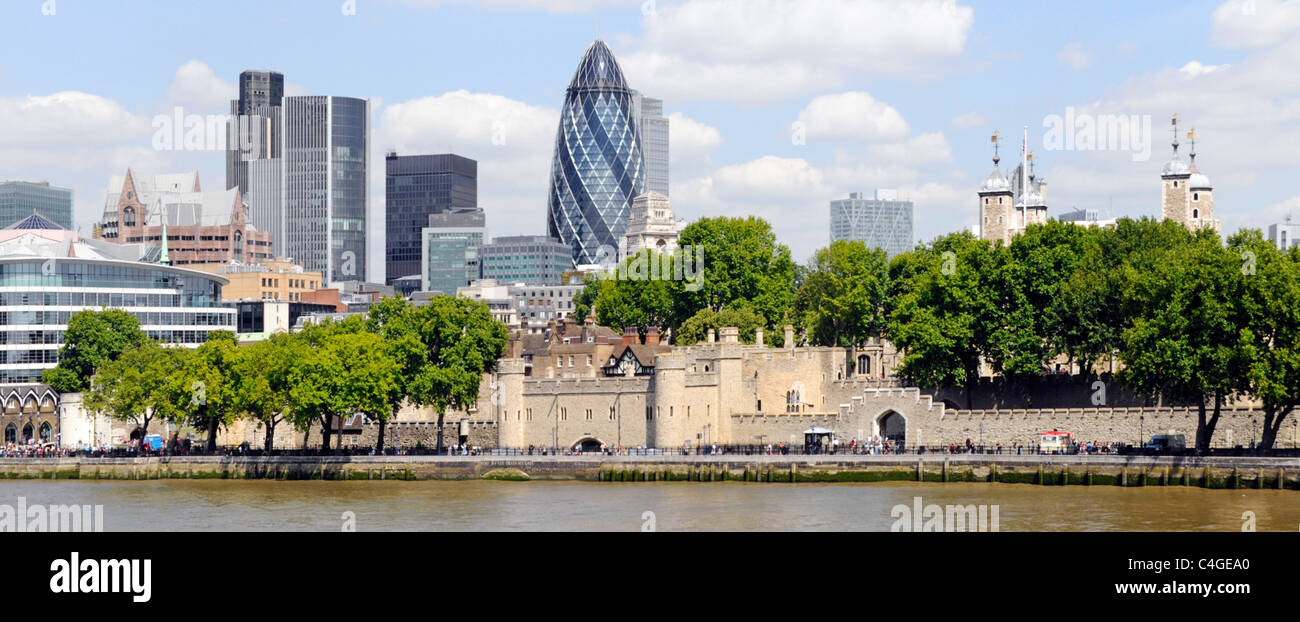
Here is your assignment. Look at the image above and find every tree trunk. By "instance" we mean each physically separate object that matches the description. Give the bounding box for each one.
[436,412,445,455]
[320,415,332,455]
[263,418,277,453]
[1195,394,1223,452]
[1259,405,1292,451]
[376,418,387,455]
[205,417,219,452]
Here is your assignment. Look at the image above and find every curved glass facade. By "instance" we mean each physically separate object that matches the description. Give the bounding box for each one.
[546,40,646,265]
[0,259,235,383]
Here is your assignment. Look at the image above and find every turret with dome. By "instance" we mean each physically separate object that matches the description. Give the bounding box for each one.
[1160,115,1220,234]
[978,127,1047,244]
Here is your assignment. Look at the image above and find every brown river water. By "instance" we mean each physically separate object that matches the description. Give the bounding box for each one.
[2,480,1297,531]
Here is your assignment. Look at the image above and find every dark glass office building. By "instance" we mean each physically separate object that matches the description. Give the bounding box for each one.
[546,40,646,265]
[225,70,284,197]
[385,153,477,284]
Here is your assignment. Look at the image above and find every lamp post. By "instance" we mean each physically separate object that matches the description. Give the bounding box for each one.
[1139,415,1144,449]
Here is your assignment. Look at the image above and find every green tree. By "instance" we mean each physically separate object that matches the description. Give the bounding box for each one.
[177,331,240,451]
[1231,231,1300,449]
[84,343,186,446]
[288,330,400,453]
[404,296,509,454]
[676,216,796,331]
[794,240,889,370]
[583,251,677,342]
[233,333,307,452]
[43,309,149,393]
[1118,232,1248,451]
[367,296,430,453]
[675,304,769,346]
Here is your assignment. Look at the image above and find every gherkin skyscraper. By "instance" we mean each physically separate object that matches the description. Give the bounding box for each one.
[546,40,646,265]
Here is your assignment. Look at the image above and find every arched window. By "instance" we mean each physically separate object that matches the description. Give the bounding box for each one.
[22,424,33,442]
[3,424,14,444]
[123,206,136,227]
[857,354,871,376]
[233,230,244,261]
[1193,192,1199,201]
[1193,209,1199,219]
[39,422,52,443]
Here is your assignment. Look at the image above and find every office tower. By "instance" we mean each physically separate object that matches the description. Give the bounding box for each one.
[421,209,486,294]
[546,40,646,265]
[225,70,284,197]
[247,158,283,255]
[0,180,73,229]
[1269,217,1300,251]
[479,235,574,286]
[633,92,670,196]
[830,190,914,259]
[385,153,478,285]
[283,95,370,284]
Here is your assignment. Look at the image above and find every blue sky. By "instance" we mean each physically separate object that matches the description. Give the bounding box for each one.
[2,0,1298,277]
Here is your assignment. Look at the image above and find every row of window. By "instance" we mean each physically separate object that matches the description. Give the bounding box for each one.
[0,291,181,308]
[0,310,232,327]
[3,422,53,444]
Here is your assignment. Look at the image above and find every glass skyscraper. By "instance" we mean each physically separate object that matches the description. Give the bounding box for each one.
[479,235,573,285]
[633,92,670,196]
[283,96,370,284]
[546,40,646,265]
[421,209,486,295]
[829,190,914,259]
[0,181,73,229]
[385,153,477,284]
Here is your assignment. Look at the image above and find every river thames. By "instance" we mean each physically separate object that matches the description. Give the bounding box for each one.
[3,480,1298,531]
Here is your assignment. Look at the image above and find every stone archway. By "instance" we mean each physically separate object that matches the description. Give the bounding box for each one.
[571,437,605,453]
[877,411,906,447]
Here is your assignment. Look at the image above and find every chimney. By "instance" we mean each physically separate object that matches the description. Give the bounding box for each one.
[720,327,739,343]
[707,329,716,344]
[755,327,765,346]
[582,315,594,343]
[645,326,660,346]
[784,325,795,349]
[622,326,639,346]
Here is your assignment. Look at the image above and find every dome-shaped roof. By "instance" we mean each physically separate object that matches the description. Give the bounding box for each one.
[980,169,1010,193]
[568,40,629,90]
[1189,172,1212,189]
[1021,191,1046,207]
[1161,158,1190,176]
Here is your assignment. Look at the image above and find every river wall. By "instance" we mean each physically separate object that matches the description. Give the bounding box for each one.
[2,455,1298,490]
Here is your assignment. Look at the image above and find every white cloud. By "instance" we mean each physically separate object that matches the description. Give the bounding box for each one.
[165,60,237,113]
[796,91,910,142]
[0,92,148,148]
[623,0,975,102]
[1057,42,1093,71]
[1212,0,1300,48]
[1179,61,1231,78]
[402,0,636,11]
[951,111,988,130]
[374,90,560,250]
[666,111,722,184]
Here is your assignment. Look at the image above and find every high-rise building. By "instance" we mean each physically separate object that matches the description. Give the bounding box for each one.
[479,235,574,286]
[246,158,283,255]
[385,153,478,285]
[633,92,670,196]
[421,209,486,294]
[829,190,914,258]
[283,95,370,284]
[546,40,646,265]
[0,181,73,230]
[226,70,284,198]
[1269,217,1300,251]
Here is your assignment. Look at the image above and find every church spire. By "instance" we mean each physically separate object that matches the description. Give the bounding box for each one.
[159,205,170,265]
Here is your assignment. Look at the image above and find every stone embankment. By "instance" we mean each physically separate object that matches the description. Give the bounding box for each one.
[1,455,1298,489]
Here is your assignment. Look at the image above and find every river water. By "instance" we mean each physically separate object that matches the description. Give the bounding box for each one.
[3,480,1297,531]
